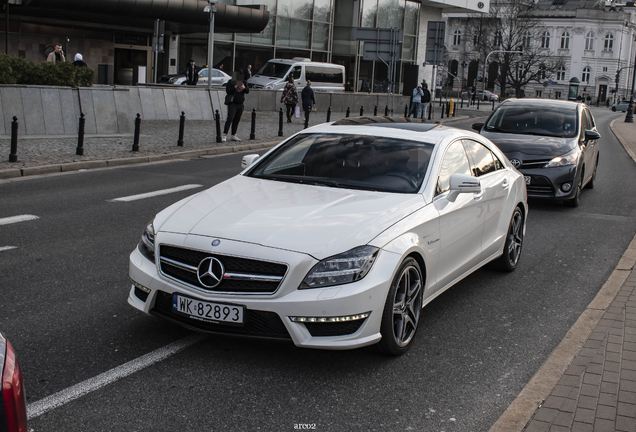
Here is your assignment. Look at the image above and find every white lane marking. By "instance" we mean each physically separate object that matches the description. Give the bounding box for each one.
[0,215,39,225]
[27,334,207,419]
[109,184,203,202]
[0,246,18,252]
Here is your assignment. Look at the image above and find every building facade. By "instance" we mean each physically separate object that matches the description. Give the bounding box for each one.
[443,0,636,102]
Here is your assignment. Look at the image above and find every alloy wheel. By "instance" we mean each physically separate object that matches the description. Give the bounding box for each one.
[391,264,423,347]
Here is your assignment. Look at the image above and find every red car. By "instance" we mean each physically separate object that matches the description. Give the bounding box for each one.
[1,331,27,432]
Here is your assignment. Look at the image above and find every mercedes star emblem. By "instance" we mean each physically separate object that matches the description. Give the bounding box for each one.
[197,257,225,288]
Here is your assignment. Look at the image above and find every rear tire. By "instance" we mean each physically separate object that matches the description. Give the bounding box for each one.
[376,257,423,356]
[490,206,524,272]
[612,106,616,112]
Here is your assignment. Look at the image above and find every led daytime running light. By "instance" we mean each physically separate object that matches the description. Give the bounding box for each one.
[131,279,151,293]
[290,312,370,323]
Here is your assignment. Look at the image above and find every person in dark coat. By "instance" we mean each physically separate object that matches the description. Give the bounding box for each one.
[223,70,249,142]
[281,75,299,122]
[73,53,87,67]
[301,80,316,122]
[185,59,198,86]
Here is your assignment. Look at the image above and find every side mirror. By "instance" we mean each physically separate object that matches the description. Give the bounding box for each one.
[241,154,260,169]
[584,130,601,141]
[471,122,484,132]
[447,173,481,202]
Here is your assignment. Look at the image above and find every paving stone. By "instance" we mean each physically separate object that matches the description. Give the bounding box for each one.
[561,398,578,413]
[597,393,617,408]
[533,407,559,423]
[549,425,571,432]
[525,420,551,432]
[542,396,567,409]
[604,361,620,373]
[574,407,596,424]
[580,384,600,397]
[571,422,593,432]
[601,382,619,395]
[603,371,620,384]
[615,415,636,432]
[578,395,599,410]
[619,390,636,404]
[592,418,615,432]
[595,404,617,420]
[622,369,636,382]
[566,365,587,376]
[622,380,636,392]
[552,411,574,427]
[587,364,603,375]
[584,374,602,386]
[616,402,636,417]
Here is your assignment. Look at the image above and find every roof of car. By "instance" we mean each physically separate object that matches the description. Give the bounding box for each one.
[500,98,581,110]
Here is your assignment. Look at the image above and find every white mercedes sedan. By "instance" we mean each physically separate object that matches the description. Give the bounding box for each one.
[128,117,528,355]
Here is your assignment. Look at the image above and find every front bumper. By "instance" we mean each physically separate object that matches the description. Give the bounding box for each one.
[521,165,578,200]
[128,233,401,350]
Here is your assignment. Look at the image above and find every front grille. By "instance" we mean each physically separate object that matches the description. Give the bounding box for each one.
[151,291,291,339]
[304,319,366,337]
[159,245,288,294]
[520,159,551,169]
[526,176,554,196]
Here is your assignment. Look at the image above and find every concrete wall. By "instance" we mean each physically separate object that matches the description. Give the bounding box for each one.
[0,84,410,136]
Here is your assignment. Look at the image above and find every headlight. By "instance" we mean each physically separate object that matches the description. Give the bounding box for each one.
[264,84,274,90]
[300,246,379,289]
[169,77,178,83]
[544,148,578,168]
[138,220,155,261]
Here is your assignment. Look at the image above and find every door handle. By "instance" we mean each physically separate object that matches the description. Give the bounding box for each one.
[473,190,484,200]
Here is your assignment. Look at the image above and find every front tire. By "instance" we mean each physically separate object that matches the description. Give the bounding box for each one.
[564,174,583,207]
[376,257,423,356]
[490,206,524,272]
[612,106,616,112]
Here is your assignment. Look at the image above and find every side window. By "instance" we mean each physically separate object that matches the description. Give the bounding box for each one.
[579,110,589,139]
[436,141,472,195]
[585,109,595,128]
[292,66,302,80]
[462,140,497,176]
[199,69,209,77]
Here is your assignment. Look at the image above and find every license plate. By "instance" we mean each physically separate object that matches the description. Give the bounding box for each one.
[172,294,244,326]
[524,176,531,185]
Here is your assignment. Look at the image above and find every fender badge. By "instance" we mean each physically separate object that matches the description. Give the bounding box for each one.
[211,239,221,247]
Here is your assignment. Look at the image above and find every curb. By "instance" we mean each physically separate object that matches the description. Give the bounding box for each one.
[0,140,281,180]
[489,114,636,432]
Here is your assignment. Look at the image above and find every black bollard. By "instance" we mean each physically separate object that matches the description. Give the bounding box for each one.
[385,105,389,116]
[441,103,445,119]
[250,109,256,140]
[404,104,408,117]
[278,107,284,137]
[452,103,456,117]
[477,98,480,109]
[346,107,350,117]
[177,111,185,147]
[76,113,85,156]
[360,105,364,116]
[132,113,141,151]
[326,106,332,122]
[492,99,495,111]
[428,104,433,120]
[461,98,464,109]
[215,110,222,143]
[304,109,310,129]
[446,102,450,117]
[374,105,378,116]
[9,116,18,163]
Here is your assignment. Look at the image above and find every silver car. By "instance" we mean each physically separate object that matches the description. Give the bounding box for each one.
[169,68,231,86]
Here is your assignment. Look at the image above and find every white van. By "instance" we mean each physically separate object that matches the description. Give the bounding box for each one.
[248,58,345,93]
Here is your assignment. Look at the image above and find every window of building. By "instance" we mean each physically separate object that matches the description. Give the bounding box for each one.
[539,64,546,80]
[555,91,562,99]
[605,33,614,51]
[603,67,608,72]
[582,66,591,83]
[454,29,461,46]
[541,31,550,48]
[495,31,502,47]
[585,32,595,50]
[536,90,542,98]
[556,67,566,81]
[560,31,570,49]
[523,31,532,47]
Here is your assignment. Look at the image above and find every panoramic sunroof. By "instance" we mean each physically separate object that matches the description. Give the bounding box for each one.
[331,116,441,132]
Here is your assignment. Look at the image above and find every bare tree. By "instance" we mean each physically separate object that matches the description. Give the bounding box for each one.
[478,0,566,98]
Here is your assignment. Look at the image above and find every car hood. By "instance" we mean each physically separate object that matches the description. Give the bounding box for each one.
[249,75,285,87]
[156,175,426,260]
[480,131,576,157]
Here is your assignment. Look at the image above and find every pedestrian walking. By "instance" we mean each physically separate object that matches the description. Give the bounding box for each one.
[281,75,299,123]
[46,44,65,63]
[72,53,87,67]
[408,84,423,118]
[420,83,431,120]
[246,64,252,80]
[222,71,249,142]
[185,59,198,86]
[301,80,316,119]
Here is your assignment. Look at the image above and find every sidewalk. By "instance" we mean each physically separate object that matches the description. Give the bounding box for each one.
[0,107,483,179]
[491,117,636,432]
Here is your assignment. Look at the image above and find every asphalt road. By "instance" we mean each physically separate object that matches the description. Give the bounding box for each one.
[1,107,635,432]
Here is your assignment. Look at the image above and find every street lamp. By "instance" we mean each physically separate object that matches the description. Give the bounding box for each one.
[482,49,523,101]
[625,55,636,122]
[204,0,218,91]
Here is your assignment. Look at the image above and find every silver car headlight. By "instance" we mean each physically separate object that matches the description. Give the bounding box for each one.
[264,84,274,90]
[139,220,156,261]
[544,148,578,168]
[300,246,379,289]
[169,77,178,83]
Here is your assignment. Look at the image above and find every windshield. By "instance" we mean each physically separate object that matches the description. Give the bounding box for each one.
[256,62,292,78]
[248,133,435,193]
[485,106,578,138]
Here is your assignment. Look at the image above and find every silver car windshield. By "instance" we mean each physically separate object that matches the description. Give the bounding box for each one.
[248,133,435,194]
[485,107,578,138]
[256,62,291,78]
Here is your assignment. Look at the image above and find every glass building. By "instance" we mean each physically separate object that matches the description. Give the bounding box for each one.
[179,0,421,93]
